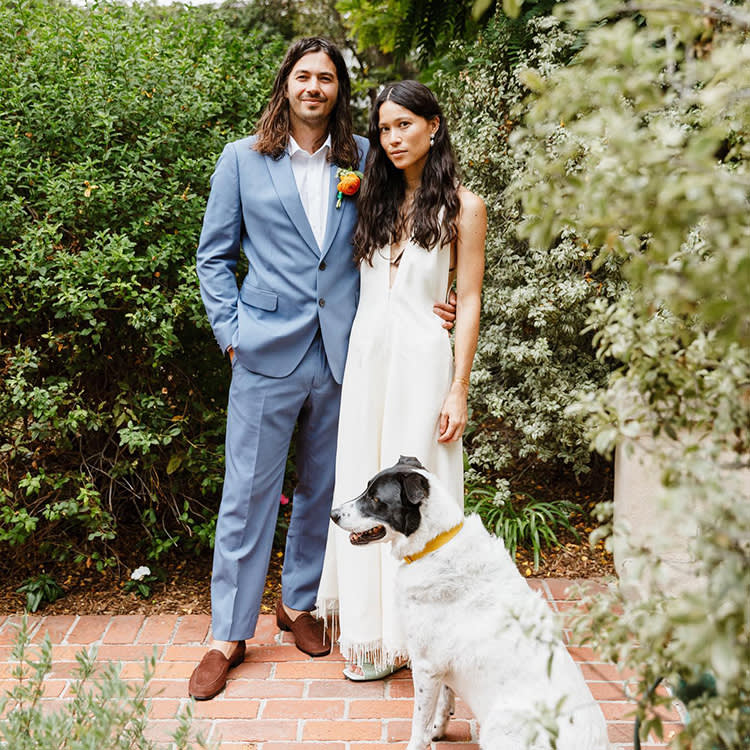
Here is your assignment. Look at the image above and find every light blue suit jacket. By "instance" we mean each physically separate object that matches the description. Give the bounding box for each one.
[196,134,368,383]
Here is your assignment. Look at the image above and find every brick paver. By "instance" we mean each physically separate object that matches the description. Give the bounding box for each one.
[0,579,682,749]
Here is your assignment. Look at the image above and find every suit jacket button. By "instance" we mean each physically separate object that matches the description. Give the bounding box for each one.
[319,299,326,307]
[319,261,327,270]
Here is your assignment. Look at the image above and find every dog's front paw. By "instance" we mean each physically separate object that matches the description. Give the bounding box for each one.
[430,724,447,741]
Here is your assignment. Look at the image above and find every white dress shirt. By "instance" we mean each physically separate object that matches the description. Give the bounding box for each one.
[288,134,332,251]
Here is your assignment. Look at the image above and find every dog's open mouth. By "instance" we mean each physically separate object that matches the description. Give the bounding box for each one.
[349,526,386,545]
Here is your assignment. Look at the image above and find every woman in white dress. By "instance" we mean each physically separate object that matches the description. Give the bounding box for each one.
[317,80,486,680]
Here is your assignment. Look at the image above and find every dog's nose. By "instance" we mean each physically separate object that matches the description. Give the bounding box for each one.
[330,508,341,523]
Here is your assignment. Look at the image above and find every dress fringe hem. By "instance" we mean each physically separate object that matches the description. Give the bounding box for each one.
[315,598,408,670]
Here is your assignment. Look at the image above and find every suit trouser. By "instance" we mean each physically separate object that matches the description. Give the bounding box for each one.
[211,333,341,641]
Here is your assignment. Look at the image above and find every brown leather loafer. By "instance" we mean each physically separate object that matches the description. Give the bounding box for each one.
[276,598,331,657]
[188,640,246,700]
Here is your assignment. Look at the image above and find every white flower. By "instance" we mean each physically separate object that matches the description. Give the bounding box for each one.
[131,566,151,581]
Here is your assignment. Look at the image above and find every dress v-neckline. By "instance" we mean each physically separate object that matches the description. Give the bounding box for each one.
[388,240,410,291]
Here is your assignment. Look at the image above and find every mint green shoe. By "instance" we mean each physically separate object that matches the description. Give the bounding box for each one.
[342,660,408,682]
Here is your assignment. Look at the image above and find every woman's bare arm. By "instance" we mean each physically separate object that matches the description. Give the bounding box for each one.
[438,187,487,443]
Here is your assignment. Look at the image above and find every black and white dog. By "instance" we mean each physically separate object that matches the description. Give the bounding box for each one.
[331,456,611,750]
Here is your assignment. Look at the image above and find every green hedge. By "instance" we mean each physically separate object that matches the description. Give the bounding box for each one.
[0,0,285,570]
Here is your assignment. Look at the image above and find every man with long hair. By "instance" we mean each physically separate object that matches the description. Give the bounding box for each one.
[191,38,454,700]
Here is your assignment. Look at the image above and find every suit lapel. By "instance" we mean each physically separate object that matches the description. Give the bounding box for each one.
[265,153,320,256]
[320,161,346,258]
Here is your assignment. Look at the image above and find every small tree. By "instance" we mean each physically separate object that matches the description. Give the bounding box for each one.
[511,1,750,746]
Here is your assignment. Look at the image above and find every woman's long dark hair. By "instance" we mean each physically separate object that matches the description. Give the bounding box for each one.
[254,37,360,168]
[353,80,460,265]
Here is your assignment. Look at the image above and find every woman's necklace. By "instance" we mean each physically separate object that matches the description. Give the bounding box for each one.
[376,241,407,266]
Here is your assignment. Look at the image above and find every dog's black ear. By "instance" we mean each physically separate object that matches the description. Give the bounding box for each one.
[400,472,429,505]
[397,455,426,470]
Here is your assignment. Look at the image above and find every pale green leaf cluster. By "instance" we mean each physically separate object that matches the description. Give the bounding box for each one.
[515,0,750,351]
[0,620,215,749]
[512,2,750,746]
[574,470,750,747]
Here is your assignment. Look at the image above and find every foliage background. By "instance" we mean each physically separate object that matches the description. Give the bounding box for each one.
[0,0,285,571]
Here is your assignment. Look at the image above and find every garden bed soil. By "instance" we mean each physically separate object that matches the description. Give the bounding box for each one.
[1,460,614,617]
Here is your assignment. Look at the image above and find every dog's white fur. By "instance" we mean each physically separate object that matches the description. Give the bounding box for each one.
[332,462,611,750]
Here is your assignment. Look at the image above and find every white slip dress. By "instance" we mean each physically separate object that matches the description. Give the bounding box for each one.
[316,234,464,668]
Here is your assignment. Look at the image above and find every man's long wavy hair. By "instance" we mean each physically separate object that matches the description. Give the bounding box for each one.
[253,37,359,168]
[353,80,460,266]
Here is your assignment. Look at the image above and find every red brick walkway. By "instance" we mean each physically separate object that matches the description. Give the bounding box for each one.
[0,579,681,749]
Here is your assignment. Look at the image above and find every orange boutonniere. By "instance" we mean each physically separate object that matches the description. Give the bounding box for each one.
[335,168,363,208]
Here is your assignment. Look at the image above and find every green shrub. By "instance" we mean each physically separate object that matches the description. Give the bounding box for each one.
[0,0,285,570]
[0,619,214,749]
[15,573,64,612]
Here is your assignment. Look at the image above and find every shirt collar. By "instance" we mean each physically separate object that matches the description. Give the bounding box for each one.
[288,133,331,158]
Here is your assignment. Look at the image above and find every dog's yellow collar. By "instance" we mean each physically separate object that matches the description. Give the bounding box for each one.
[403,522,464,564]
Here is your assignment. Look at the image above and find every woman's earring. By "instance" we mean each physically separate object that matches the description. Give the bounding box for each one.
[430,133,435,147]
